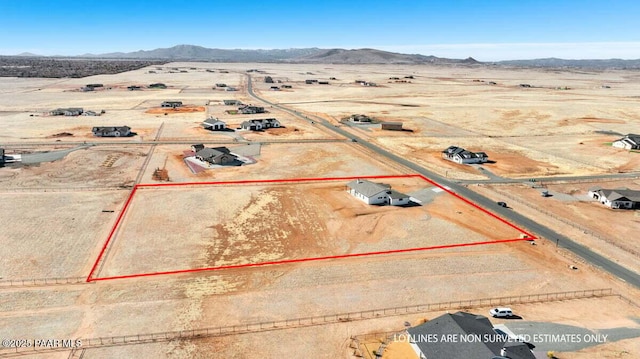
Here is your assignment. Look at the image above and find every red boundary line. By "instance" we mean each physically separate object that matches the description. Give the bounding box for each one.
[86,174,536,282]
[90,238,526,281]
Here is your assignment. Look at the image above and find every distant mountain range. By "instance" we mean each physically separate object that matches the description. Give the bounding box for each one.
[495,57,640,69]
[82,45,474,65]
[7,45,640,68]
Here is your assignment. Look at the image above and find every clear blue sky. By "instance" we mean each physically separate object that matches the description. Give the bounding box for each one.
[1,0,639,60]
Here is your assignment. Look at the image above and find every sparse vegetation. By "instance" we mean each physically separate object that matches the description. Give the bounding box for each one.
[0,56,166,78]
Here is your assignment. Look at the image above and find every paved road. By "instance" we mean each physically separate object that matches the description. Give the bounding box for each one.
[245,74,640,289]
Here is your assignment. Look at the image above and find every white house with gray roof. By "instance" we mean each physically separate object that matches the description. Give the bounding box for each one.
[612,134,640,150]
[346,179,410,206]
[588,187,640,209]
[442,146,488,164]
[201,117,226,131]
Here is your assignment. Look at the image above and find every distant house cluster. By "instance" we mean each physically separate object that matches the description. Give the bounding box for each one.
[442,146,489,164]
[240,118,281,131]
[588,187,640,209]
[346,179,410,206]
[612,133,640,150]
[191,144,237,165]
[92,126,132,137]
[50,108,84,116]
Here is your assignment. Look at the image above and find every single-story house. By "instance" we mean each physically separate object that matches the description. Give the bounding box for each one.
[0,148,4,164]
[161,101,182,108]
[224,99,242,106]
[588,187,640,209]
[305,79,317,84]
[269,86,280,91]
[264,76,274,83]
[82,110,99,116]
[86,83,103,88]
[318,81,329,85]
[612,134,640,150]
[195,147,236,165]
[63,108,84,116]
[350,114,372,122]
[407,311,535,359]
[238,105,265,114]
[50,108,84,116]
[282,84,292,89]
[127,85,142,91]
[346,179,410,206]
[92,126,131,137]
[442,146,489,164]
[381,122,403,131]
[202,118,226,131]
[241,121,262,131]
[225,87,237,91]
[148,83,167,89]
[215,83,227,88]
[240,118,281,131]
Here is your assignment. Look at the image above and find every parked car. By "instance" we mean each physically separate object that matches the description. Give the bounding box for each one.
[497,201,508,208]
[489,307,513,318]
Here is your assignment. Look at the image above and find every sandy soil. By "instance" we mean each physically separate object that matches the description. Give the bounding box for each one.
[99,178,523,278]
[145,106,205,114]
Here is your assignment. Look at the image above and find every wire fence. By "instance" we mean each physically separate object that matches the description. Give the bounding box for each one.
[0,186,128,193]
[0,288,615,357]
[0,276,89,287]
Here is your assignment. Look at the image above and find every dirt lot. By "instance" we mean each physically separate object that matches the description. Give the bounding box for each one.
[0,191,129,278]
[0,145,147,188]
[98,178,524,278]
[2,63,640,359]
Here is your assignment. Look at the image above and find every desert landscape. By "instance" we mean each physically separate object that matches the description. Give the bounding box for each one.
[1,60,639,359]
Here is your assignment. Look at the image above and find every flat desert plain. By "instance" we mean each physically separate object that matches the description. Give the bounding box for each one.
[0,62,639,358]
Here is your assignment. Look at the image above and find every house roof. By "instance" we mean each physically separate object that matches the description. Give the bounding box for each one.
[386,189,409,199]
[598,188,640,202]
[203,118,225,125]
[408,311,534,359]
[196,148,221,159]
[92,126,130,132]
[443,146,487,159]
[502,341,537,359]
[623,134,640,144]
[346,179,391,197]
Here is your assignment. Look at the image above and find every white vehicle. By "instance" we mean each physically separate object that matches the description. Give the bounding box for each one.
[489,307,513,318]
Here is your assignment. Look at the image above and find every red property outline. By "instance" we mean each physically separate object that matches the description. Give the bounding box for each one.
[86,174,536,282]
